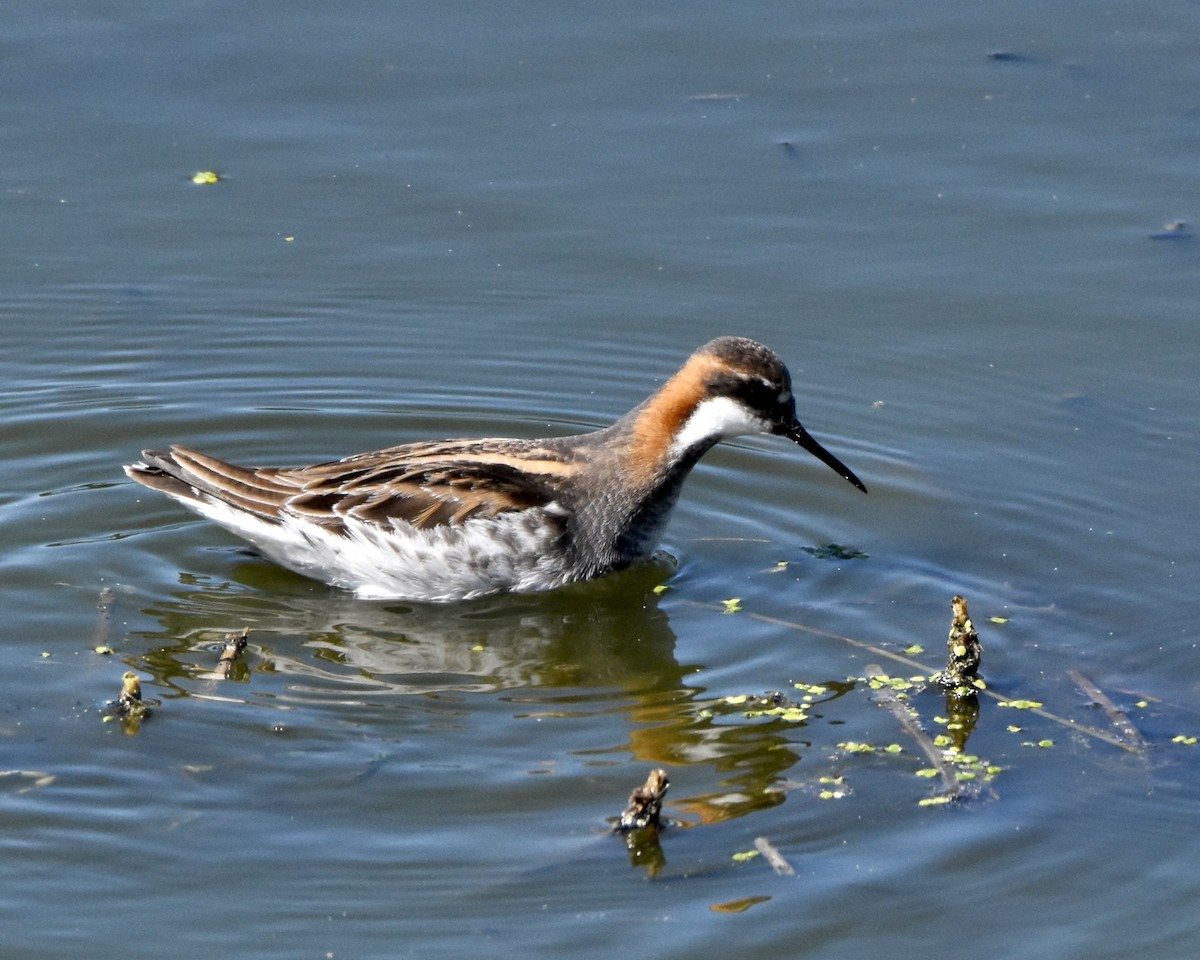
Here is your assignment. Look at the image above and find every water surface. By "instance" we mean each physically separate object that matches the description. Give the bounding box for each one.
[2,2,1198,958]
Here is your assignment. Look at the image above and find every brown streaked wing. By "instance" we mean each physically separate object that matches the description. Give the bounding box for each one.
[280,445,578,532]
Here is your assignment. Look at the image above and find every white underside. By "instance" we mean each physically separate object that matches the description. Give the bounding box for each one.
[177,495,577,602]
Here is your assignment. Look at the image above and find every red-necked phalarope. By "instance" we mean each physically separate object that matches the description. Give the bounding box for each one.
[125,337,866,601]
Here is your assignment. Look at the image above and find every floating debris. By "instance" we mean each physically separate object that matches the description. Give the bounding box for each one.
[987,50,1033,63]
[1149,220,1191,240]
[800,543,868,561]
[617,768,669,832]
[191,170,221,185]
[818,775,850,799]
[717,690,814,723]
[836,737,902,755]
[0,770,55,794]
[710,895,771,913]
[937,595,985,694]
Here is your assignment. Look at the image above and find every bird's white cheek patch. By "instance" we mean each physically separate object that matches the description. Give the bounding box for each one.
[668,396,772,458]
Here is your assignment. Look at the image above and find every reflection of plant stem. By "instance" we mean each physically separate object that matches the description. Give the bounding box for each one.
[625,833,666,877]
[693,604,1144,754]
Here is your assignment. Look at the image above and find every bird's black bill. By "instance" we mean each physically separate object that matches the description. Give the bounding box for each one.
[783,422,868,494]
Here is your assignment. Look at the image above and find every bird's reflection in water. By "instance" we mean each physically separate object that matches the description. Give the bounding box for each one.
[135,552,846,824]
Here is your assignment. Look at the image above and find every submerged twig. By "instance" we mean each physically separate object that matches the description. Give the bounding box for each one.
[753,836,795,876]
[1067,670,1149,753]
[865,664,960,797]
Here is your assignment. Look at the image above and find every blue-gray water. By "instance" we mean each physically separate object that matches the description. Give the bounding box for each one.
[2,3,1198,958]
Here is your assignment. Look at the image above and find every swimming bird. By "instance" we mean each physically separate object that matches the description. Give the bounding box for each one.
[125,337,866,601]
